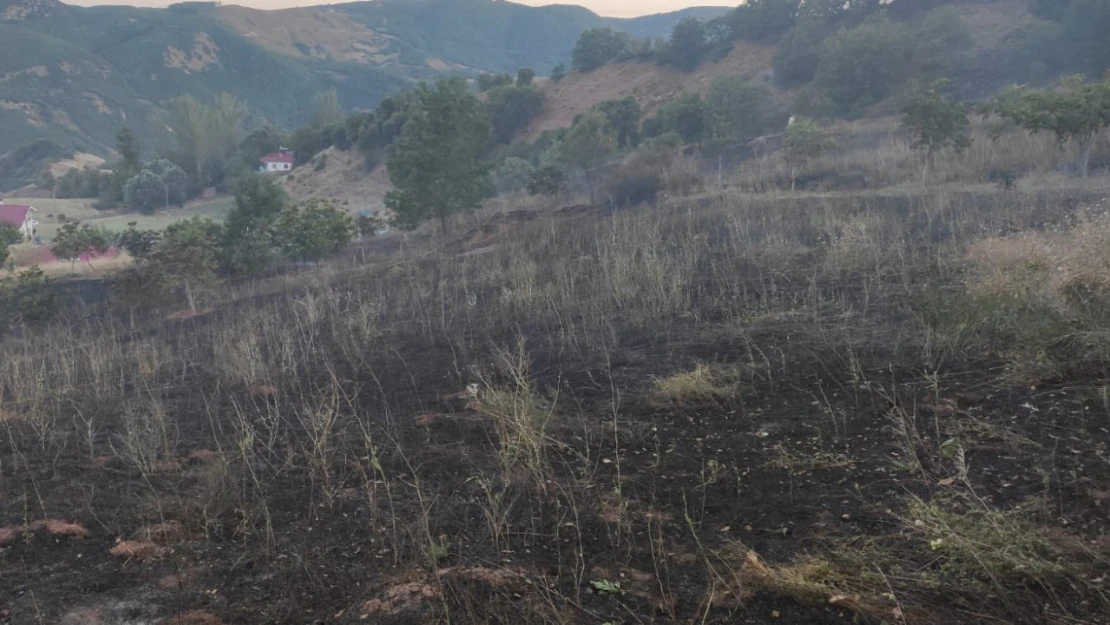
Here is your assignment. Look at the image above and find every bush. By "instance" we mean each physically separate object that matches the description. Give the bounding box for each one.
[815,15,908,115]
[0,266,58,333]
[706,76,772,144]
[494,157,535,194]
[773,20,828,86]
[604,161,663,206]
[526,165,566,196]
[486,85,545,144]
[572,28,631,72]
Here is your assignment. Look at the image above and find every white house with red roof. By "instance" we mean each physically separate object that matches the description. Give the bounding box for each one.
[260,148,294,173]
[0,200,37,241]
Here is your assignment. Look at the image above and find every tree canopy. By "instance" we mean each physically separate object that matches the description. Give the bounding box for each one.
[572,28,631,73]
[386,78,493,231]
[902,79,972,184]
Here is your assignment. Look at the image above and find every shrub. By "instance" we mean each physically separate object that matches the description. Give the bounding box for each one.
[604,161,663,207]
[815,15,908,116]
[572,28,630,72]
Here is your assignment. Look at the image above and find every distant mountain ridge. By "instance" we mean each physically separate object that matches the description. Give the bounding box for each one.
[0,0,728,165]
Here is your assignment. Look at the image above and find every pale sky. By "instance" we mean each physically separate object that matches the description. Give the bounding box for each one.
[66,0,732,18]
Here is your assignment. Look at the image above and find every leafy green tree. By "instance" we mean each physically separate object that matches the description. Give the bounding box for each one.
[478,73,514,92]
[116,127,141,172]
[773,20,828,86]
[0,224,21,269]
[910,6,972,79]
[169,93,247,186]
[150,217,223,314]
[784,116,834,190]
[649,94,707,144]
[386,78,493,232]
[52,221,110,267]
[486,85,546,144]
[901,79,971,185]
[667,17,707,72]
[123,159,189,214]
[274,199,355,262]
[311,89,345,128]
[221,174,288,275]
[0,266,58,332]
[595,97,642,149]
[572,28,630,72]
[551,63,567,82]
[989,75,1110,177]
[706,76,772,144]
[494,157,535,194]
[117,222,162,261]
[516,68,536,87]
[728,0,798,42]
[815,15,908,115]
[557,110,615,205]
[527,165,566,197]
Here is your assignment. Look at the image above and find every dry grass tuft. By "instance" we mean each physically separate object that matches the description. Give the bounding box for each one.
[651,363,742,406]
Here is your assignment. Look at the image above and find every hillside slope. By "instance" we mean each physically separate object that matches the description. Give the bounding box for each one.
[529,0,1045,137]
[0,0,727,164]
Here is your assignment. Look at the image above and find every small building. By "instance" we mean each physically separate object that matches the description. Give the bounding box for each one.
[0,201,38,241]
[260,148,294,173]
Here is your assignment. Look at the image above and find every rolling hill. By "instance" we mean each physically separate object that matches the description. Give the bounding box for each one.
[0,0,728,165]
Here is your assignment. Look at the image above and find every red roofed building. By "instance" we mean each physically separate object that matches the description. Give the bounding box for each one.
[260,148,294,173]
[0,201,37,241]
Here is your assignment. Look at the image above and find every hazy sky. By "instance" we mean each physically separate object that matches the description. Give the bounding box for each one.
[67,0,733,18]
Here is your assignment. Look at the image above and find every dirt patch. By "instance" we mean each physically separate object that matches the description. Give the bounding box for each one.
[0,65,48,82]
[0,100,44,127]
[164,32,222,73]
[281,146,392,213]
[49,152,107,177]
[82,92,114,115]
[217,5,395,65]
[109,539,164,560]
[529,40,781,139]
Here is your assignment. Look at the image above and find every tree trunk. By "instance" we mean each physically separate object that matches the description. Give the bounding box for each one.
[1079,133,1093,177]
[184,278,197,314]
[921,148,931,187]
[439,211,448,235]
[584,168,595,206]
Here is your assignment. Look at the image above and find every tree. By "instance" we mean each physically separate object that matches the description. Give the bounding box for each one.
[273,199,355,262]
[0,266,58,333]
[595,97,642,149]
[150,218,223,314]
[650,94,707,144]
[557,110,614,205]
[116,127,140,172]
[386,78,493,232]
[494,157,535,194]
[901,79,971,185]
[551,63,567,82]
[117,222,162,261]
[123,159,189,214]
[784,117,834,190]
[572,28,630,72]
[729,0,798,42]
[221,174,288,275]
[478,73,514,92]
[527,165,566,197]
[486,85,546,144]
[773,20,828,86]
[168,93,247,187]
[667,17,707,71]
[706,76,772,144]
[0,224,21,269]
[516,68,536,87]
[989,76,1110,177]
[52,221,109,267]
[311,89,345,128]
[815,15,908,115]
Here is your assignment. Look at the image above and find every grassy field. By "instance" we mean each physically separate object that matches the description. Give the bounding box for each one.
[2,119,1110,625]
[7,196,236,243]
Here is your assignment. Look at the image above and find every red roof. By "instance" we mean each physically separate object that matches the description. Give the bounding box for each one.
[260,151,294,164]
[0,204,32,227]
